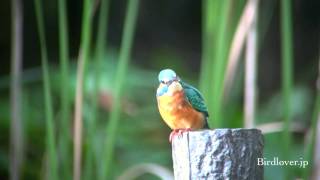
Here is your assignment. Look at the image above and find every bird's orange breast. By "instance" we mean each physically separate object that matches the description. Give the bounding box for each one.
[157,89,205,130]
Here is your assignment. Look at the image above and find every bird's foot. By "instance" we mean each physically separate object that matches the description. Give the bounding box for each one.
[169,130,178,142]
[169,128,192,143]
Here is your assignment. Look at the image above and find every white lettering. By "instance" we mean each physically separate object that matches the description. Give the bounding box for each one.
[257,158,264,166]
[257,157,309,168]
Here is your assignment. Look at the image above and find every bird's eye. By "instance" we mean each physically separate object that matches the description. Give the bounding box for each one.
[161,80,165,84]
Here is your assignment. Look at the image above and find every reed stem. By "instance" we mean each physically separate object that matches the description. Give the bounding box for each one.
[73,0,92,179]
[84,0,110,179]
[99,0,140,179]
[280,0,293,177]
[10,0,23,179]
[57,0,71,177]
[34,0,58,179]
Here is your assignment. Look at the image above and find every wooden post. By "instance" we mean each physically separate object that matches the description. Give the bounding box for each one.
[171,129,264,180]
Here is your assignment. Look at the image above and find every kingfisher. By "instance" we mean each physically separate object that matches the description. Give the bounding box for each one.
[156,69,209,142]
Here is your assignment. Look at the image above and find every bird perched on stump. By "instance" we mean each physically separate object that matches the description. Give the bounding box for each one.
[156,69,209,142]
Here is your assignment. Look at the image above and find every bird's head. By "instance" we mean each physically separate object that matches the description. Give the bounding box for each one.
[157,69,182,96]
[158,69,180,86]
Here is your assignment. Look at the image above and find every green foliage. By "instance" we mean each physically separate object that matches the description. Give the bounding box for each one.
[57,0,71,177]
[99,1,140,179]
[84,0,111,178]
[4,0,318,179]
[280,0,294,178]
[33,0,58,179]
[199,0,221,125]
[73,0,92,179]
[200,0,245,128]
[304,91,320,179]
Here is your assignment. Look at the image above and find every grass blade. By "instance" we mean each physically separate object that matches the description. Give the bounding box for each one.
[84,0,110,179]
[99,0,140,179]
[280,0,293,177]
[95,0,110,57]
[34,0,58,179]
[303,50,320,179]
[208,0,231,128]
[57,0,71,178]
[224,0,258,98]
[73,0,92,179]
[10,0,23,179]
[200,1,247,128]
[244,0,258,128]
[199,0,220,98]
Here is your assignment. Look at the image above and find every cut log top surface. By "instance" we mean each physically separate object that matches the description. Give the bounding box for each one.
[171,128,264,180]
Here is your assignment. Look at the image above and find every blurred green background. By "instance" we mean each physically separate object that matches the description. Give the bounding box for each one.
[1,0,319,179]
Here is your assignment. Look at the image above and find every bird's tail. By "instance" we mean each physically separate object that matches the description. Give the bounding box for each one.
[203,117,210,129]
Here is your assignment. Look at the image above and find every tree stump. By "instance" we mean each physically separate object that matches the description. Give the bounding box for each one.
[171,129,264,180]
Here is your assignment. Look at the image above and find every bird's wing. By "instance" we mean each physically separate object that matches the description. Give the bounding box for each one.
[180,81,209,117]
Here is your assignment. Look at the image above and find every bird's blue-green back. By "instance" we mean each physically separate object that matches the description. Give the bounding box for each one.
[180,81,209,117]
